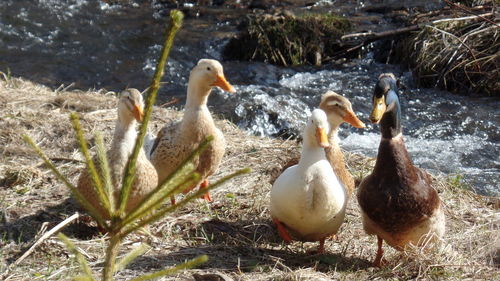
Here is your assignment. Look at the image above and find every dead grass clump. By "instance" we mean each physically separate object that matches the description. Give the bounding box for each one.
[223,13,351,66]
[0,77,498,280]
[398,15,499,96]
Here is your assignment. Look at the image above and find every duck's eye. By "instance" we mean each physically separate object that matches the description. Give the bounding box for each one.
[207,67,211,71]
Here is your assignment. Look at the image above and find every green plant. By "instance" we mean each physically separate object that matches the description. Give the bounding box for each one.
[23,10,250,281]
[447,174,470,191]
[0,68,11,81]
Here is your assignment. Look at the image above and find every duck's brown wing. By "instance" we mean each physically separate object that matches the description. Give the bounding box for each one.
[150,120,180,156]
[325,144,355,197]
[268,157,300,185]
[358,165,440,235]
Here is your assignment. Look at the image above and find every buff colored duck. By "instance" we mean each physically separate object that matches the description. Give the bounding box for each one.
[77,88,158,219]
[319,91,365,197]
[149,59,235,204]
[270,109,347,253]
[270,92,365,198]
[357,73,445,267]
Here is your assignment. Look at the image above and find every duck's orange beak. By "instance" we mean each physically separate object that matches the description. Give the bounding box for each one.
[316,127,330,148]
[132,104,144,122]
[212,74,236,93]
[343,110,366,128]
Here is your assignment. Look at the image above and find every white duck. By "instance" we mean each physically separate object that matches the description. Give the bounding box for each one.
[270,109,347,253]
[149,59,235,204]
[77,89,158,219]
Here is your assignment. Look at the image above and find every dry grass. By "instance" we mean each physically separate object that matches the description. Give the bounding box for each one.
[0,77,498,280]
[397,4,499,96]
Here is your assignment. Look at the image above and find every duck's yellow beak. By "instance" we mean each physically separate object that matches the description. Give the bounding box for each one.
[132,104,144,122]
[370,96,386,124]
[316,127,330,148]
[344,110,366,128]
[212,74,236,93]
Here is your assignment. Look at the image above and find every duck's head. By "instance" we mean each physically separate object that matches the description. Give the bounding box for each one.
[118,88,144,123]
[319,91,365,129]
[369,73,399,124]
[190,59,236,94]
[305,109,330,148]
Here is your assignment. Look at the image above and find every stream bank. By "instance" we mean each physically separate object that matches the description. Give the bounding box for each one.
[0,0,498,195]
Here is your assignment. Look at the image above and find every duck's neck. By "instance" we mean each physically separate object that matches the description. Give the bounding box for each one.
[380,90,402,139]
[325,124,344,163]
[298,134,327,167]
[373,133,414,181]
[328,123,341,144]
[185,79,211,110]
[181,80,215,134]
[111,118,137,160]
[374,92,414,180]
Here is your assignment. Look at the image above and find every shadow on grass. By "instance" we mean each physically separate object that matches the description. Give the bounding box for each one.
[130,244,369,275]
[128,218,370,274]
[1,197,101,263]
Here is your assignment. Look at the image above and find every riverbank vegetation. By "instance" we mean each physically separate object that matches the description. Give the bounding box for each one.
[223,12,351,66]
[394,1,499,96]
[0,76,498,280]
[224,0,498,96]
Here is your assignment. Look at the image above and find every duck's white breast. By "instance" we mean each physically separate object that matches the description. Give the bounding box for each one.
[270,159,347,239]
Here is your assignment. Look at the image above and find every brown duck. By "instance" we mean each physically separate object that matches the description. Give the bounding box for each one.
[319,91,365,197]
[357,73,445,267]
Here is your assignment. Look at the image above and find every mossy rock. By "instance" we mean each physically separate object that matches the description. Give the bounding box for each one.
[224,13,352,66]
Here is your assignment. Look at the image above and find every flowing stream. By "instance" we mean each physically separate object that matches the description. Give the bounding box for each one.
[0,0,498,196]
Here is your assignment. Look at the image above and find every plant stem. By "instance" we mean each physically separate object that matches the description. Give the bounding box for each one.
[118,9,184,217]
[103,235,122,281]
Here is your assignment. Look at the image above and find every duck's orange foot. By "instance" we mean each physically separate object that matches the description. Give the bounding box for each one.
[199,179,212,202]
[307,239,326,255]
[272,218,292,243]
[170,196,176,205]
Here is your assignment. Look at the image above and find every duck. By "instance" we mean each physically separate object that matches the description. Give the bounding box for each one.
[357,73,445,267]
[270,109,347,253]
[149,59,235,204]
[77,88,158,219]
[319,91,365,197]
[270,91,365,199]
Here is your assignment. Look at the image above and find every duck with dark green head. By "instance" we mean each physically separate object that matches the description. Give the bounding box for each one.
[357,73,445,267]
